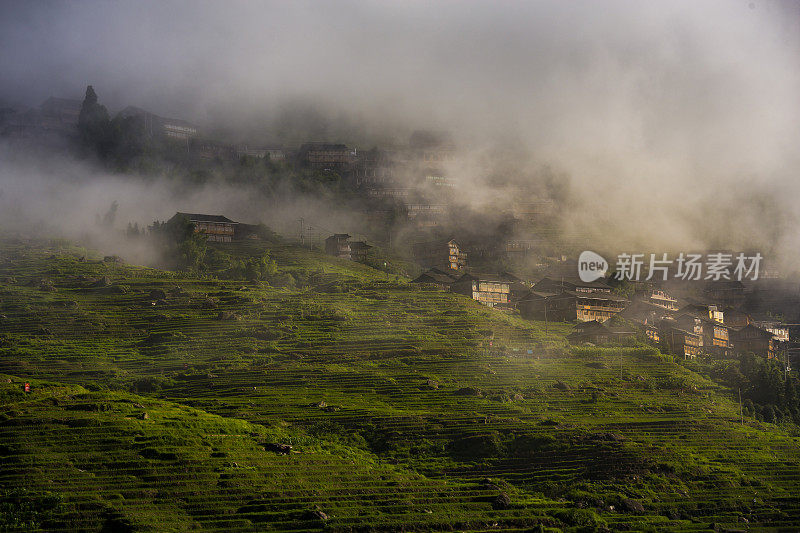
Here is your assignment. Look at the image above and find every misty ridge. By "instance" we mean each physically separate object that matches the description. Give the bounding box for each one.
[0,0,799,273]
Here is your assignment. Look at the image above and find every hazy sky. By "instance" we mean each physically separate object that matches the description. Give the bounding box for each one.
[2,1,797,133]
[1,0,799,263]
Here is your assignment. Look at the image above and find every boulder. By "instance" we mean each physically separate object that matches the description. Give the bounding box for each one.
[264,443,293,454]
[620,498,645,513]
[303,507,328,521]
[492,492,511,510]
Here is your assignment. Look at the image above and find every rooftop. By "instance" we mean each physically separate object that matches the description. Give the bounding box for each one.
[175,212,237,224]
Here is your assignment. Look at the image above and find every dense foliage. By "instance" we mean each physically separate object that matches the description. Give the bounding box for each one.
[708,353,800,424]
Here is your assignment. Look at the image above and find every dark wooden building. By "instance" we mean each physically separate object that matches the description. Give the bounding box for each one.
[349,241,372,263]
[566,320,635,345]
[731,324,778,360]
[518,287,627,323]
[723,307,752,329]
[659,318,704,358]
[169,213,238,243]
[703,280,746,309]
[410,268,460,289]
[673,312,733,356]
[618,299,670,326]
[325,234,352,260]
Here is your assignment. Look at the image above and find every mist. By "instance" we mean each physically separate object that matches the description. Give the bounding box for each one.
[1,0,800,270]
[0,143,372,266]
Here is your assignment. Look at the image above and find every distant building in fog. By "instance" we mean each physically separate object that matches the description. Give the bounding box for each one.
[236,144,285,161]
[298,143,356,171]
[119,106,199,140]
[169,212,237,242]
[39,97,82,130]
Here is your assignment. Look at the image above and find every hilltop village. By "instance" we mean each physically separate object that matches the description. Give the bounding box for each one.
[1,88,796,369]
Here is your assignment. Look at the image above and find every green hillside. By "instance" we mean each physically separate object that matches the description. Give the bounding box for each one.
[1,238,800,531]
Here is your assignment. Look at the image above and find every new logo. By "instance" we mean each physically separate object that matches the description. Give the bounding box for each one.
[578,250,608,282]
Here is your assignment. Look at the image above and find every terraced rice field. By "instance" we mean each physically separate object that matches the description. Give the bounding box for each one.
[1,238,800,531]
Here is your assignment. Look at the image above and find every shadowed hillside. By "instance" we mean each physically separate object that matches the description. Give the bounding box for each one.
[1,238,800,531]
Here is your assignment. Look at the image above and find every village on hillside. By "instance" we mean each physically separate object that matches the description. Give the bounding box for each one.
[173,208,793,369]
[2,91,796,371]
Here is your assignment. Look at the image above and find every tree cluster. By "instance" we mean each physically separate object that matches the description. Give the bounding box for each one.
[78,86,150,167]
[713,353,800,424]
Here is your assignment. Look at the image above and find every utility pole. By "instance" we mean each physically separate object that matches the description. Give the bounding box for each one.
[785,343,790,381]
[738,388,744,426]
[299,218,304,246]
[544,301,548,338]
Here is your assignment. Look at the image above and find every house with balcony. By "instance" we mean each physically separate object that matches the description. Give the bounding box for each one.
[519,287,627,323]
[659,318,704,358]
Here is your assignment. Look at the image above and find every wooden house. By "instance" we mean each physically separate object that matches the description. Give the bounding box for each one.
[518,290,577,322]
[673,313,732,356]
[451,273,514,309]
[528,277,627,322]
[353,148,397,188]
[659,318,703,358]
[646,287,680,311]
[519,288,627,323]
[349,241,372,263]
[193,139,237,160]
[572,291,628,322]
[566,320,635,345]
[732,324,778,359]
[410,268,460,289]
[753,321,790,344]
[703,280,746,308]
[680,303,724,325]
[169,213,238,242]
[618,299,670,326]
[532,276,613,295]
[723,307,752,329]
[325,234,352,260]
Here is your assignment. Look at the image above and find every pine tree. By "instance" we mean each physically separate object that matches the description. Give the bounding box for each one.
[78,85,111,154]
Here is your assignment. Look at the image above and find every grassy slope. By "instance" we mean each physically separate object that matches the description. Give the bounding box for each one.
[1,238,799,531]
